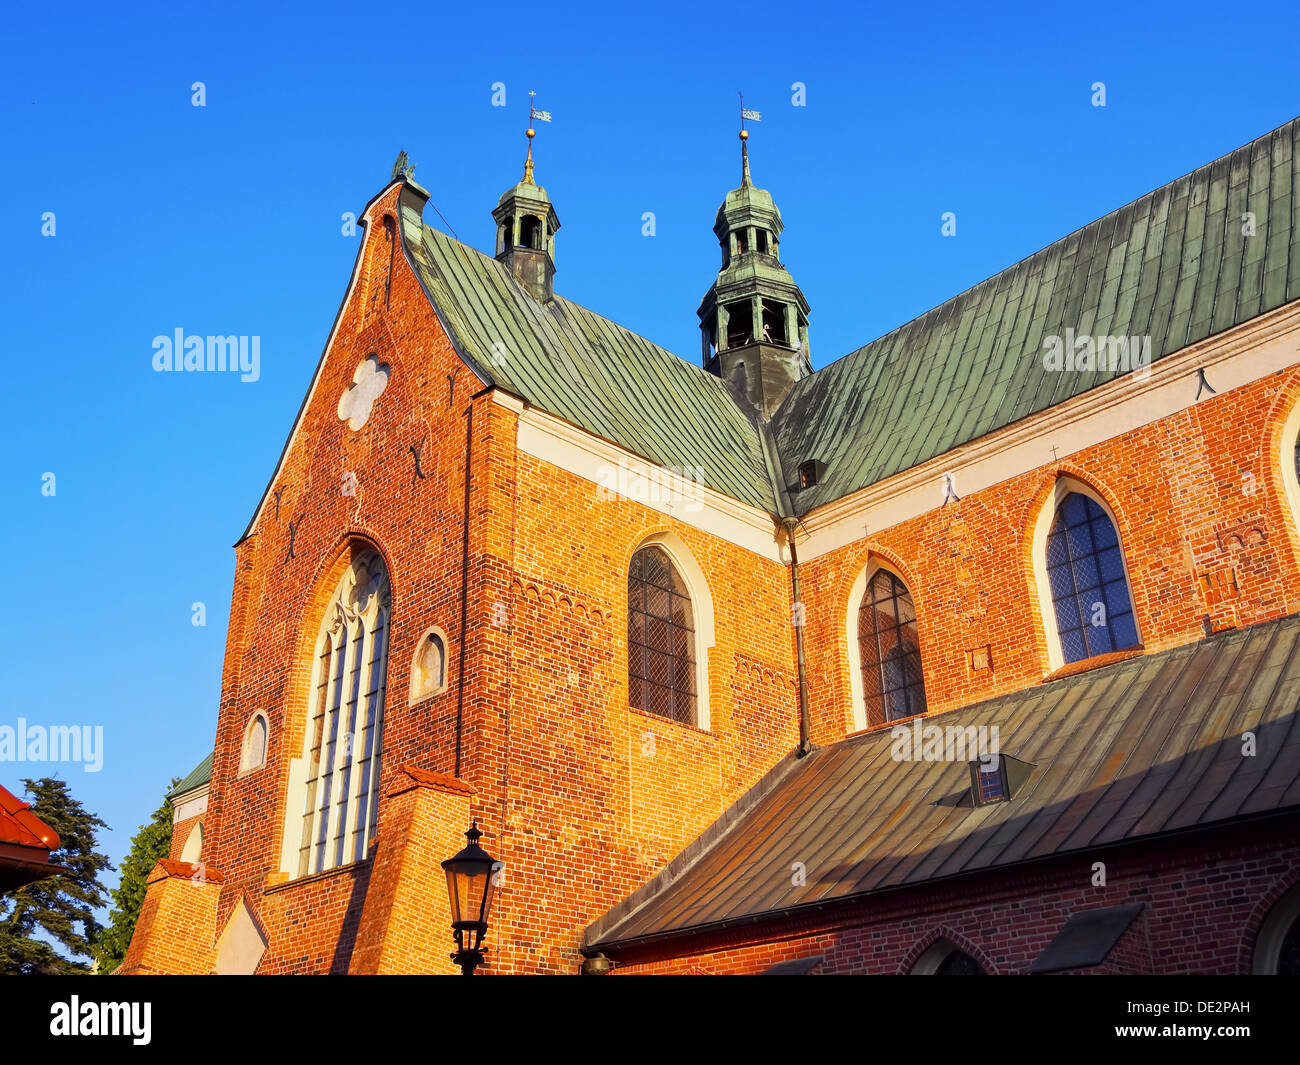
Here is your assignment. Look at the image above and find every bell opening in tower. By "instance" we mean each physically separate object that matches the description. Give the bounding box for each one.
[761,300,787,345]
[725,301,753,348]
[520,215,543,250]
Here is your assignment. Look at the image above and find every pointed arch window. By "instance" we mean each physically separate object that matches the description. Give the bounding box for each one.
[1045,493,1138,663]
[858,569,926,727]
[297,549,390,877]
[628,545,697,726]
[1253,883,1300,973]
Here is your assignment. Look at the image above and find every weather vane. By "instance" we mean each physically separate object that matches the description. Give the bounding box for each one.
[522,90,552,184]
[738,91,761,183]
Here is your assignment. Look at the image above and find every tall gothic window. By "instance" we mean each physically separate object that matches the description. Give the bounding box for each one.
[1045,493,1138,663]
[628,545,696,726]
[297,549,390,877]
[858,569,927,727]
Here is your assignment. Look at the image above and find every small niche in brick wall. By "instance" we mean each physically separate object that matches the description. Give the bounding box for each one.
[408,627,448,705]
[239,712,268,774]
[968,645,993,673]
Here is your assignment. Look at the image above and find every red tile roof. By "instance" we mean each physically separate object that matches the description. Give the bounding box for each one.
[0,782,60,851]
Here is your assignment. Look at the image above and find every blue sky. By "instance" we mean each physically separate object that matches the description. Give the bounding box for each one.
[3,0,1298,911]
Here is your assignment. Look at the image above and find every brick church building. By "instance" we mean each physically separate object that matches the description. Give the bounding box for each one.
[124,114,1300,975]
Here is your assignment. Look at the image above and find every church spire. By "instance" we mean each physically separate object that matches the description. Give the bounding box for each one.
[697,102,812,418]
[492,93,560,302]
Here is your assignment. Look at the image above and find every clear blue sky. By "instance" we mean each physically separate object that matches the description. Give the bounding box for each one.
[3,0,1298,907]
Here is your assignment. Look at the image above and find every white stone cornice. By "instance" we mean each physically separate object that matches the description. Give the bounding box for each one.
[794,299,1300,562]
[172,784,209,824]
[512,403,784,562]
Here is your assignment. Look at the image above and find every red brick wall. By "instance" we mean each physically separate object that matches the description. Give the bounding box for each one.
[800,350,1300,744]
[171,181,493,973]
[131,180,802,974]
[121,863,221,975]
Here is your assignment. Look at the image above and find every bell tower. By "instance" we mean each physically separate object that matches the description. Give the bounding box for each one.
[698,105,811,418]
[493,93,560,302]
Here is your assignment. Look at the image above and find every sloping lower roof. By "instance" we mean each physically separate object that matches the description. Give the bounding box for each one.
[586,612,1300,952]
[168,752,213,799]
[771,115,1300,514]
[1028,902,1144,973]
[402,209,779,513]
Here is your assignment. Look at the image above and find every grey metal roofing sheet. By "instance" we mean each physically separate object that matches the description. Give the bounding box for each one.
[586,614,1300,951]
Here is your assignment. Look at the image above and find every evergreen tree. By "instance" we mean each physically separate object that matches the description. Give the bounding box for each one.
[0,777,112,974]
[95,784,176,973]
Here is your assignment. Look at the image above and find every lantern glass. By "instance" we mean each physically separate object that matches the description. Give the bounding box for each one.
[441,824,500,929]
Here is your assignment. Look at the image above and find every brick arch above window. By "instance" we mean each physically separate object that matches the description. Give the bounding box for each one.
[1252,882,1300,974]
[625,531,715,731]
[238,712,269,775]
[1247,873,1300,973]
[846,558,928,734]
[911,940,985,974]
[179,821,204,864]
[1274,393,1300,562]
[408,625,449,705]
[1029,474,1142,671]
[901,927,997,975]
[277,545,392,878]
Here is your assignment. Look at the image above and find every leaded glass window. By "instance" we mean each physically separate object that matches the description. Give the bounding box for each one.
[297,549,390,877]
[1046,493,1138,664]
[858,570,926,727]
[628,546,696,725]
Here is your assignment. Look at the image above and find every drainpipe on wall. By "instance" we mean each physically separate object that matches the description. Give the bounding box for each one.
[454,402,474,778]
[782,517,812,757]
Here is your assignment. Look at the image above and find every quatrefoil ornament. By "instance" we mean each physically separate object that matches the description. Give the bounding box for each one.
[337,355,390,431]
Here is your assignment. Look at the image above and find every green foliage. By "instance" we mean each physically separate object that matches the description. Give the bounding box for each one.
[0,777,112,974]
[95,782,176,974]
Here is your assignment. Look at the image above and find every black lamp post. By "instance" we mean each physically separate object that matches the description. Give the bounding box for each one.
[441,821,501,975]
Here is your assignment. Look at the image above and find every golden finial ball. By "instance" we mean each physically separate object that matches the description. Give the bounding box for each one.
[739,129,749,140]
[527,128,536,138]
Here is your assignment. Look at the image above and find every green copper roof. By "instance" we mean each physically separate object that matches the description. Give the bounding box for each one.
[402,213,778,512]
[716,180,780,226]
[497,177,554,208]
[168,752,212,799]
[771,115,1300,515]
[398,115,1300,523]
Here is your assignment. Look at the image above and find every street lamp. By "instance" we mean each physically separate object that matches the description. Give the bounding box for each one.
[441,821,501,975]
